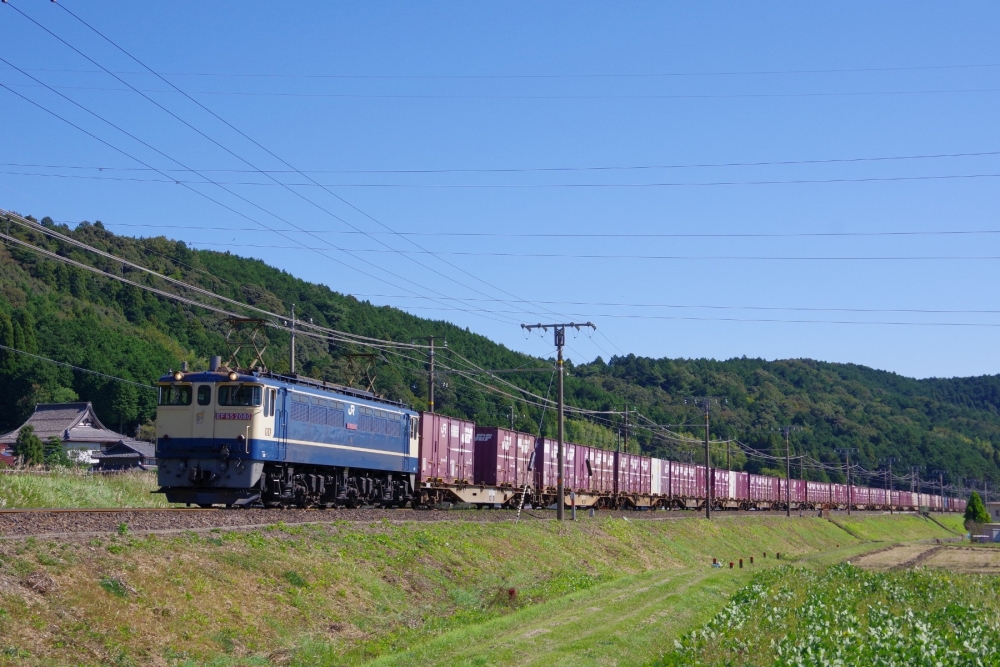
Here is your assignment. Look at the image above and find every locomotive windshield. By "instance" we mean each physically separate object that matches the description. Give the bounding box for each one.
[218,384,263,407]
[158,385,192,406]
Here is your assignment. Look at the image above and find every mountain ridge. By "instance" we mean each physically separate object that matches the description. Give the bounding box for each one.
[0,213,996,487]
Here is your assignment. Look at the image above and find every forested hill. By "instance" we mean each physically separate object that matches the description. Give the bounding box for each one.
[1,215,999,485]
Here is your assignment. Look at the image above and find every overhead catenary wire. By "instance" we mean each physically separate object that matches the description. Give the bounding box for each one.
[0,57,521,330]
[7,79,1000,101]
[46,221,1000,240]
[1,212,431,350]
[5,59,1000,79]
[0,343,155,390]
[9,168,1000,188]
[0,8,555,333]
[8,147,1000,175]
[167,241,1000,262]
[44,1,613,352]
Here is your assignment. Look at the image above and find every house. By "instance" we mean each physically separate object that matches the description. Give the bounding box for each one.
[92,439,156,471]
[0,402,134,464]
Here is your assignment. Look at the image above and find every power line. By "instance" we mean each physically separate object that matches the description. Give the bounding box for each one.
[179,241,1000,261]
[4,60,1000,79]
[6,80,1000,100]
[40,2,610,353]
[7,168,1000,188]
[1,7,539,333]
[58,221,1000,240]
[0,57,521,330]
[5,147,1000,174]
[0,343,155,390]
[337,294,1000,316]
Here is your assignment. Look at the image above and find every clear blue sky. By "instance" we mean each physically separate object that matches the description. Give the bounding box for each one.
[2,2,999,378]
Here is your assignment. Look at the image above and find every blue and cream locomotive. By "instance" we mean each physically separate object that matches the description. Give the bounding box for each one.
[155,356,420,507]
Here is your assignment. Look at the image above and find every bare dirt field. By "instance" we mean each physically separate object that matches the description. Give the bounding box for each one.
[853,542,1000,573]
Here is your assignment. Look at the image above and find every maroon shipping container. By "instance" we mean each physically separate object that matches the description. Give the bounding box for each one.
[576,446,615,493]
[615,452,651,495]
[806,481,829,505]
[831,483,849,505]
[419,413,475,484]
[734,472,750,501]
[870,487,886,506]
[749,474,779,502]
[473,427,534,487]
[536,438,581,491]
[776,478,803,504]
[853,486,871,506]
[695,465,708,500]
[668,461,699,498]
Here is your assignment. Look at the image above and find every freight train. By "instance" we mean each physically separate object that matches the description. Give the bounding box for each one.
[155,362,965,513]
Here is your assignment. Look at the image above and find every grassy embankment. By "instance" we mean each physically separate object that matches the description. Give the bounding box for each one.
[0,469,169,509]
[0,512,956,666]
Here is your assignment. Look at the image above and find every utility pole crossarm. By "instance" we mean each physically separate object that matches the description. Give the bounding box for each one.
[519,322,596,522]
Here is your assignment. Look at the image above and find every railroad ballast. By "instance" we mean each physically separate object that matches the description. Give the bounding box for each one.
[154,360,966,513]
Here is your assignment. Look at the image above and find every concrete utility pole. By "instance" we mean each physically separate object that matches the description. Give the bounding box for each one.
[509,404,516,431]
[623,406,629,454]
[836,448,858,515]
[776,426,802,517]
[289,304,296,374]
[426,336,435,414]
[881,457,896,515]
[521,322,595,521]
[931,469,947,512]
[689,397,725,520]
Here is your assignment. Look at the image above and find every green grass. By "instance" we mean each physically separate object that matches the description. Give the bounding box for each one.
[653,563,1000,666]
[0,513,960,666]
[830,513,956,542]
[0,469,170,508]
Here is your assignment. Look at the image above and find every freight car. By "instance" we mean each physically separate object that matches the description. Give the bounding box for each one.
[154,361,966,514]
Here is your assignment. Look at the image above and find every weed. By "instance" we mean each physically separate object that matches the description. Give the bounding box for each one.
[283,571,308,588]
[117,522,129,535]
[100,576,133,599]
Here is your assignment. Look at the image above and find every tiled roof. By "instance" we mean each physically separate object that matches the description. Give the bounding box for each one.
[93,439,156,459]
[0,403,127,445]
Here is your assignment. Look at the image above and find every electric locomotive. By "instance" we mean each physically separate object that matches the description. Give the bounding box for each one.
[155,356,420,508]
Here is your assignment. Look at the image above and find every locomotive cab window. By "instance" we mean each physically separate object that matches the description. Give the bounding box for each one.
[197,385,211,406]
[218,384,263,407]
[158,384,192,406]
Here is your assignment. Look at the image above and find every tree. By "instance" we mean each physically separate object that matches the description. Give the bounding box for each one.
[964,491,990,532]
[0,311,15,373]
[44,436,70,467]
[13,425,45,466]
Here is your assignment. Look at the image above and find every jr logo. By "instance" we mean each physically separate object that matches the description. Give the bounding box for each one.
[348,405,356,416]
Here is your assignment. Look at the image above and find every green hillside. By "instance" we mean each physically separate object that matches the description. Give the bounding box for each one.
[1,214,998,486]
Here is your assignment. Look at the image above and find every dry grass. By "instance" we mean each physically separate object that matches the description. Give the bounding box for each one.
[0,513,959,666]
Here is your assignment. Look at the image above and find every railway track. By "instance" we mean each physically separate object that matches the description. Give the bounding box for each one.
[0,505,917,539]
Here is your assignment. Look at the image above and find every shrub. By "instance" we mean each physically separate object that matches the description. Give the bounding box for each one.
[13,426,44,466]
[965,491,990,532]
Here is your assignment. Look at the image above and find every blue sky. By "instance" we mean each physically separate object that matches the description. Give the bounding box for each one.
[2,2,999,378]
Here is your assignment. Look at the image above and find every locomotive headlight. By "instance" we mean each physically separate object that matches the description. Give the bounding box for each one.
[228,371,238,381]
[173,371,183,381]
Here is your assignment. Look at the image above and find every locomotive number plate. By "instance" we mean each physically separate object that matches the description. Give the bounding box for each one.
[216,413,251,420]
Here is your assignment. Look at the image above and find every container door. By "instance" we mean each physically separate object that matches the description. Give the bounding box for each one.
[191,383,215,447]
